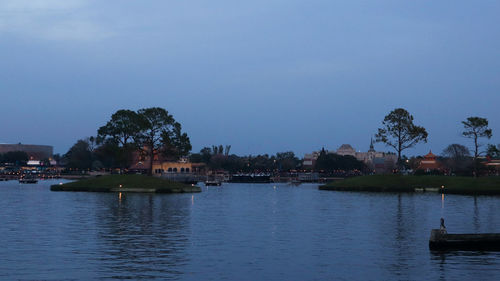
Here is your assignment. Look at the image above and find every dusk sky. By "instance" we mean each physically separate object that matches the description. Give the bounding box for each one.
[1,0,499,157]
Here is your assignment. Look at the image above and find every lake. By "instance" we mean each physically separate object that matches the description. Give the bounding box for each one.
[1,179,500,280]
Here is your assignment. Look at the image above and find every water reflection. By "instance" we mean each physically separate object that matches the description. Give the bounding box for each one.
[473,196,480,232]
[93,193,191,279]
[2,181,500,280]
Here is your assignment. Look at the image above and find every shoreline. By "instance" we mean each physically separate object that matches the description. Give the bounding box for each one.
[50,174,201,193]
[319,175,500,195]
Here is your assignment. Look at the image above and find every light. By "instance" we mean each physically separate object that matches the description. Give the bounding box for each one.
[119,184,123,188]
[441,185,444,189]
[59,182,63,185]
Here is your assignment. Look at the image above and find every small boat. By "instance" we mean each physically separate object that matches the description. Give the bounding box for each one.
[429,219,500,251]
[205,180,222,186]
[288,179,302,186]
[19,176,38,184]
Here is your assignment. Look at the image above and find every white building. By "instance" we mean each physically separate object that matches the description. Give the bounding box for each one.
[335,140,397,173]
[302,140,397,173]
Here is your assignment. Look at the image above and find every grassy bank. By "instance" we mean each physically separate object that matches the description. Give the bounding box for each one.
[319,175,500,195]
[51,174,201,193]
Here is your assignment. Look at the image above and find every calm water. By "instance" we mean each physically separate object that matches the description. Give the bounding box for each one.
[1,180,500,280]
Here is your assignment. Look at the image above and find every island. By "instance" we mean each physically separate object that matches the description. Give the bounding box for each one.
[50,174,201,193]
[319,175,500,195]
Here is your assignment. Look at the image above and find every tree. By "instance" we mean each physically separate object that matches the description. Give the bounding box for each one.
[487,144,500,159]
[161,122,192,159]
[199,147,212,164]
[64,139,93,170]
[97,110,143,168]
[94,139,121,169]
[315,148,365,172]
[275,151,300,171]
[375,108,428,167]
[1,151,29,166]
[462,116,492,176]
[442,144,472,175]
[135,107,191,176]
[98,110,143,147]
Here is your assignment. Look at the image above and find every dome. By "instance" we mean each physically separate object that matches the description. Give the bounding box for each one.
[338,144,354,151]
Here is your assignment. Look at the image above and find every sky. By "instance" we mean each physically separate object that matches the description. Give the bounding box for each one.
[1,0,499,157]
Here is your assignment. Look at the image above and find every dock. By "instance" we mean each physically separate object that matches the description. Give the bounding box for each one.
[429,229,500,251]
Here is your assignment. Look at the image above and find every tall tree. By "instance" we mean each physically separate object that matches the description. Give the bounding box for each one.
[462,116,492,176]
[97,110,143,168]
[97,110,143,147]
[135,107,191,176]
[375,108,428,167]
[161,122,192,159]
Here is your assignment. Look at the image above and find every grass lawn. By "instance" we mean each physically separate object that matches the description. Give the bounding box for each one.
[319,175,500,195]
[51,174,201,193]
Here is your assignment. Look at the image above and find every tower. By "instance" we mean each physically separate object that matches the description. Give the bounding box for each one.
[369,138,375,152]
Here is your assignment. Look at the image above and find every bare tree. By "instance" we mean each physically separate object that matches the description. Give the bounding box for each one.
[442,144,471,175]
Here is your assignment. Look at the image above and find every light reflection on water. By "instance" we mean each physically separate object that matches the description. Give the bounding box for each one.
[1,180,500,280]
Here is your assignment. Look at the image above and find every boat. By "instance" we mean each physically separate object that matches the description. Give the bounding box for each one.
[19,177,38,184]
[205,180,222,186]
[429,219,500,251]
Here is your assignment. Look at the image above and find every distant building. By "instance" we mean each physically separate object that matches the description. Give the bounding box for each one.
[337,144,356,157]
[336,140,397,173]
[0,143,53,160]
[417,150,442,171]
[483,157,500,175]
[129,150,205,175]
[302,140,397,173]
[302,151,322,168]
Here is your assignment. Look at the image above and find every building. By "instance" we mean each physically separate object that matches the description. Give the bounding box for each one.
[336,144,356,157]
[302,151,322,168]
[417,150,442,171]
[302,140,397,173]
[336,140,397,173]
[482,157,500,175]
[0,143,53,160]
[129,150,205,175]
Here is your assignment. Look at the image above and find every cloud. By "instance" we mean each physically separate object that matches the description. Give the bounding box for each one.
[0,0,113,41]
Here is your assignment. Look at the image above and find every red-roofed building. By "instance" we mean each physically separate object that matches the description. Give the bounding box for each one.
[417,150,442,171]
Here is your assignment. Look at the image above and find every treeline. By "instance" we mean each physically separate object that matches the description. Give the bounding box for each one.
[375,108,498,176]
[394,143,500,176]
[315,149,367,172]
[189,148,302,173]
[186,146,367,174]
[0,151,29,166]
